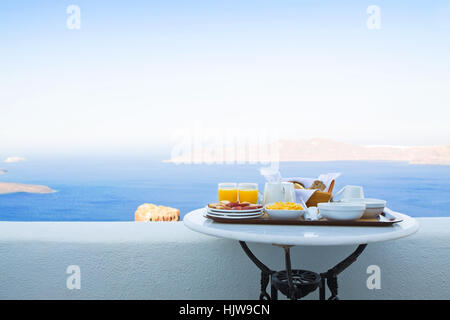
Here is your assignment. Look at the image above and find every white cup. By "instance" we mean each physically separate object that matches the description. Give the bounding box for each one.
[333,185,364,202]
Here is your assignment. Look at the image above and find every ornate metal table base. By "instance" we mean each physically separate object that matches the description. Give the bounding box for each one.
[239,241,367,300]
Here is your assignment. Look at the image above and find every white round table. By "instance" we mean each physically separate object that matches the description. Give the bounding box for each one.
[184,208,419,300]
[184,208,419,246]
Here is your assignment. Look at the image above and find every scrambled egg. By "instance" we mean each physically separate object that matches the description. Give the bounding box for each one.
[266,202,303,210]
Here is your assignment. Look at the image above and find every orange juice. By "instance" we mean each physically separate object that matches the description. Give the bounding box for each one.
[218,188,238,202]
[238,189,258,204]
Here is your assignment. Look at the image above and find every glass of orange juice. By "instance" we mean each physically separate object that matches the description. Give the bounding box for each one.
[218,183,238,202]
[238,183,259,204]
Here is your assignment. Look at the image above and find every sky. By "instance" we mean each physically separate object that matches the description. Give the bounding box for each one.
[1,0,450,155]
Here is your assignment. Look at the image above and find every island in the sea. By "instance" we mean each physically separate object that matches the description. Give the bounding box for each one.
[0,170,54,194]
[0,182,54,195]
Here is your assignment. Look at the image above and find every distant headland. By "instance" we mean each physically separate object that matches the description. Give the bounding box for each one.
[277,139,450,165]
[0,165,54,194]
[166,138,450,165]
[0,182,55,195]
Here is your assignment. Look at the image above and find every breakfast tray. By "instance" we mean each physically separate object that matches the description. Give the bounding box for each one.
[205,210,402,227]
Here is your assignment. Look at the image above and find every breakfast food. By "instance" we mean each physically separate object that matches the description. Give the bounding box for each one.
[266,202,303,211]
[135,203,180,222]
[309,180,326,191]
[289,180,326,191]
[208,201,263,211]
[289,181,305,189]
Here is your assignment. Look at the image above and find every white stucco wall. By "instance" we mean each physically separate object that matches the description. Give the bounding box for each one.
[0,218,449,300]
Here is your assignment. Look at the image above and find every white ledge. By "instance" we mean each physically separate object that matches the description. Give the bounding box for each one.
[0,218,448,300]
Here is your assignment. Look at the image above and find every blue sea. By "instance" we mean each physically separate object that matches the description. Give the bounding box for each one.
[0,156,449,221]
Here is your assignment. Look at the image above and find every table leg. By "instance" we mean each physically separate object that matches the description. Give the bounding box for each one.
[319,277,326,300]
[239,241,275,300]
[239,241,368,300]
[320,244,367,300]
[239,241,272,274]
[270,280,278,300]
[283,246,296,300]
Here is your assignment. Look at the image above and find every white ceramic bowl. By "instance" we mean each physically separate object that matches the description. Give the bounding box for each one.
[361,198,386,219]
[317,202,366,221]
[264,205,306,220]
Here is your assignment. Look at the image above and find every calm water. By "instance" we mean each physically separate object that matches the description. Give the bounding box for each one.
[0,156,449,221]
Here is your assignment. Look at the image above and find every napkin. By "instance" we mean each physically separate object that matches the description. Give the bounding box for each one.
[259,167,282,183]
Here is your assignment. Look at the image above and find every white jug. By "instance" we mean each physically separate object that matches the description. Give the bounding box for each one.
[263,182,296,206]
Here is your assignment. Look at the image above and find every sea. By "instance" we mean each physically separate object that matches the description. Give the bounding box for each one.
[0,155,449,221]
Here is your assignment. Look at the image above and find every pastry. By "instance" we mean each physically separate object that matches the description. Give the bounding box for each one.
[309,180,326,191]
[290,181,305,189]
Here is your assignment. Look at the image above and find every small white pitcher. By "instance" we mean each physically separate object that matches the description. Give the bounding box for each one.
[263,182,296,206]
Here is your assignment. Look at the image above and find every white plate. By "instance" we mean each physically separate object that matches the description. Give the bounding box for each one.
[206,209,263,217]
[206,206,263,214]
[205,211,264,220]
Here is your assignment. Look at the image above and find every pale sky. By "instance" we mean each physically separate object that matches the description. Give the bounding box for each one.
[1,1,449,155]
